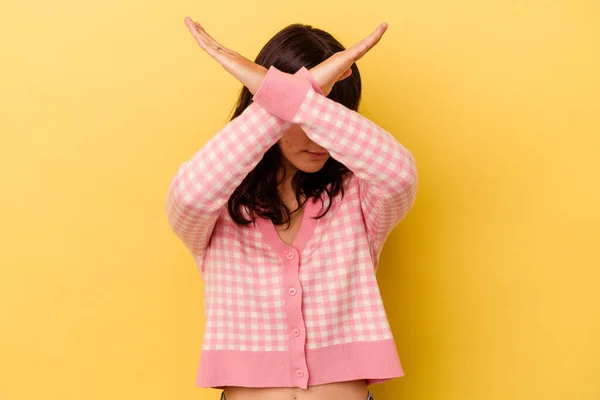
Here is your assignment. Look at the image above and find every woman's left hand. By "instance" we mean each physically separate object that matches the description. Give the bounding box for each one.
[309,22,388,96]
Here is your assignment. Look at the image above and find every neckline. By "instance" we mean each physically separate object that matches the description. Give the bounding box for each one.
[256,195,321,255]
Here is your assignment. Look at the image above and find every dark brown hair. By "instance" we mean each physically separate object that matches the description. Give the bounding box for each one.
[227,23,362,229]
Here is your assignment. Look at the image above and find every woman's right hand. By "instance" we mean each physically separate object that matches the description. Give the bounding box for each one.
[184,16,267,95]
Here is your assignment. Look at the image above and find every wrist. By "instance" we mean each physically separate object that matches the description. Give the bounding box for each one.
[248,65,269,95]
[294,67,325,96]
[252,65,313,121]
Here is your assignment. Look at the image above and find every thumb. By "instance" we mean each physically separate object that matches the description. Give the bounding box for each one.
[336,68,353,82]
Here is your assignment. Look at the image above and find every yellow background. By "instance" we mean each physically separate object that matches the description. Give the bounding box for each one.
[1,0,599,399]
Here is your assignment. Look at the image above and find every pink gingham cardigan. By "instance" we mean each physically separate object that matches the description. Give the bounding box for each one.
[165,65,418,389]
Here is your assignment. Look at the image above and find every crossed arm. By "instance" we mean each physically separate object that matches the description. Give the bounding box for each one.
[165,66,418,260]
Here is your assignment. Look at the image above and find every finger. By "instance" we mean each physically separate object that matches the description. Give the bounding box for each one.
[346,22,387,61]
[184,18,228,60]
[184,17,210,49]
[336,68,352,81]
[193,21,231,54]
[184,17,221,51]
[353,23,386,58]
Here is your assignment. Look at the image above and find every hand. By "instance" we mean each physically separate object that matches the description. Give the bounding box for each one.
[309,22,388,96]
[184,16,267,95]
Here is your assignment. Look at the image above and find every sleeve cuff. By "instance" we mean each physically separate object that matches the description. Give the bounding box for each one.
[252,65,314,122]
[295,66,325,96]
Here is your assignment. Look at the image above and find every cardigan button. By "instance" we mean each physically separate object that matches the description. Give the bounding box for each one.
[292,328,300,337]
[288,287,297,296]
[286,252,295,260]
[295,369,304,378]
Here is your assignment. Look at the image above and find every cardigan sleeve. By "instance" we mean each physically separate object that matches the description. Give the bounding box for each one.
[252,65,418,247]
[165,68,321,258]
[164,102,292,257]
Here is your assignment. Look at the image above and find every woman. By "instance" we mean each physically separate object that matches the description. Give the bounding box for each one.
[165,16,418,400]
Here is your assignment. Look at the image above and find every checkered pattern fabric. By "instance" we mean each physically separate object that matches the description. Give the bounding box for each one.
[165,66,418,389]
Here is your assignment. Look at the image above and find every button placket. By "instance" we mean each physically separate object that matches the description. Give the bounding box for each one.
[282,247,309,386]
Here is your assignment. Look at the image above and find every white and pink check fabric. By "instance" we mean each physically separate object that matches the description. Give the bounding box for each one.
[165,66,418,389]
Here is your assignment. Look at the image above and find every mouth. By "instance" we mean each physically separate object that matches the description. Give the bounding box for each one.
[306,151,328,160]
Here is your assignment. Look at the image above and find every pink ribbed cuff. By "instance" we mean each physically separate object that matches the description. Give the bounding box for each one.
[295,66,325,96]
[252,65,314,122]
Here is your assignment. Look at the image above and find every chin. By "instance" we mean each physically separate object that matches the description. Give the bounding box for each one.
[298,160,328,173]
[301,166,324,173]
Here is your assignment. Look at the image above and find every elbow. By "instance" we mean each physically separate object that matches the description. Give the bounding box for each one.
[389,148,418,200]
[165,176,184,230]
[165,169,219,226]
[164,174,197,229]
[382,150,418,224]
[165,162,202,210]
